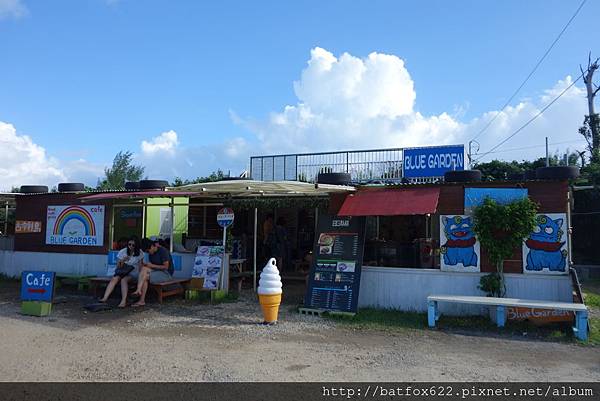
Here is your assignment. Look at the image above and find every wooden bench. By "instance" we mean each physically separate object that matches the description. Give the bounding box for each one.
[230,271,254,292]
[427,295,589,341]
[89,277,190,304]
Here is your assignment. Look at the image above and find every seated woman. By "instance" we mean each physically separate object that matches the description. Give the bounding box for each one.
[99,236,144,308]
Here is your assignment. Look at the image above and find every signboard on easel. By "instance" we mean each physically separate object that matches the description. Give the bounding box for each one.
[21,271,56,316]
[304,214,366,313]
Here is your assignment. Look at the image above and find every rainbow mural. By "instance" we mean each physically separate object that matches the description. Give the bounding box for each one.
[46,205,104,246]
[52,206,96,236]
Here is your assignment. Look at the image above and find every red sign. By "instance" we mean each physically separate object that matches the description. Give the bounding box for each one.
[506,307,573,324]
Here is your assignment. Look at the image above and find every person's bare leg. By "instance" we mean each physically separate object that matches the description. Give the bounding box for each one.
[133,276,149,306]
[132,267,149,296]
[99,276,120,302]
[118,277,129,307]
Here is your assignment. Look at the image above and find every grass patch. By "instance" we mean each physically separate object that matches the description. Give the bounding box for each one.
[588,317,600,346]
[584,292,600,308]
[325,308,427,330]
[324,307,586,344]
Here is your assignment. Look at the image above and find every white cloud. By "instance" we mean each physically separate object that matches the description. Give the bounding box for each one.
[0,121,66,190]
[0,0,27,19]
[135,130,247,181]
[234,47,589,165]
[141,130,179,156]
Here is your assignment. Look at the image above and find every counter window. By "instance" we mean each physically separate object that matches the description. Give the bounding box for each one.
[363,214,440,269]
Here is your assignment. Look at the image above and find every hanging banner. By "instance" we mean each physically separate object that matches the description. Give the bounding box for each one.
[46,205,105,246]
[440,215,481,272]
[403,145,465,178]
[304,214,366,313]
[523,213,569,275]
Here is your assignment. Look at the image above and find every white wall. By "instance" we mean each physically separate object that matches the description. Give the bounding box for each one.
[0,251,197,279]
[358,267,573,315]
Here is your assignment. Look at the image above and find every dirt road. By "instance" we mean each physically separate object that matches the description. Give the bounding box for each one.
[0,285,598,382]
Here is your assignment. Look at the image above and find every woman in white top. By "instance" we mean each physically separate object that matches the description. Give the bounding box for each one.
[99,236,144,308]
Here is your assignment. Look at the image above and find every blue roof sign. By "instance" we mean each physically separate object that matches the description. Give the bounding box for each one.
[403,145,465,178]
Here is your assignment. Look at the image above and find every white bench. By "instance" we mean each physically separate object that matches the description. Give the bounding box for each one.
[427,295,589,341]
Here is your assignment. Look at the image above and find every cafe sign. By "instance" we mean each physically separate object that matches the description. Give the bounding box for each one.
[21,271,55,303]
[46,205,105,246]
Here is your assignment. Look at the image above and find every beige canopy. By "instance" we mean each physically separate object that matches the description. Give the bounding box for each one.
[167,179,355,197]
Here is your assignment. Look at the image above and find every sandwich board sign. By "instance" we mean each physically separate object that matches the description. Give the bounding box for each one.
[21,271,55,316]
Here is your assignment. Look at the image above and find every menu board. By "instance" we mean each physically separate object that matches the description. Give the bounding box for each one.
[304,214,366,313]
[192,246,224,289]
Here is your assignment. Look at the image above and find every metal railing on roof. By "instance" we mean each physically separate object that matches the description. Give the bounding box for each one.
[250,147,440,184]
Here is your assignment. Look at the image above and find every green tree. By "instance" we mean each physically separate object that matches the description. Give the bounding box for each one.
[473,198,538,297]
[98,151,145,190]
[171,169,226,186]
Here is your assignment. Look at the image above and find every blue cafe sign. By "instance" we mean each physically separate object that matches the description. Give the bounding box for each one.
[403,145,465,178]
[21,271,55,302]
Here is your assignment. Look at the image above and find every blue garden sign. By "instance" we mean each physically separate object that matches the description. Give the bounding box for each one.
[21,271,55,302]
[403,145,465,178]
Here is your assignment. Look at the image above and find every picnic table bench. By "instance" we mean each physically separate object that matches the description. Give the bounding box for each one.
[427,295,589,341]
[89,276,190,304]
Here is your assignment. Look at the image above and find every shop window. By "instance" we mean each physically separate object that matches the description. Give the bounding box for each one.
[363,215,440,269]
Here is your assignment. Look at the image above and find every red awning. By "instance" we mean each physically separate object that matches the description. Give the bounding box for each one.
[337,187,440,216]
[79,191,197,201]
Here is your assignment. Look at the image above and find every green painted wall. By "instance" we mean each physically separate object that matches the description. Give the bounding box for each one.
[145,197,189,245]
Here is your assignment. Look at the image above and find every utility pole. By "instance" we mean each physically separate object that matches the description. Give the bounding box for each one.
[545,137,549,167]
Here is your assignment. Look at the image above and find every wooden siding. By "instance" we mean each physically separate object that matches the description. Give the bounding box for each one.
[14,193,112,255]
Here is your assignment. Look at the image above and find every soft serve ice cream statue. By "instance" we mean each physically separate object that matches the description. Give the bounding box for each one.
[257,258,283,324]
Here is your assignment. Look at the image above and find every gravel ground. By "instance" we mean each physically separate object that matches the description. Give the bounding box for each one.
[0,282,598,382]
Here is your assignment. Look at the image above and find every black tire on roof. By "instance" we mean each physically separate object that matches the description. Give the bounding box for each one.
[444,170,482,183]
[57,183,85,192]
[20,185,49,193]
[317,172,351,185]
[125,181,141,190]
[139,179,169,190]
[535,166,580,180]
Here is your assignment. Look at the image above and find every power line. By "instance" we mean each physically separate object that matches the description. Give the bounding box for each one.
[470,0,587,142]
[471,139,587,157]
[473,73,584,163]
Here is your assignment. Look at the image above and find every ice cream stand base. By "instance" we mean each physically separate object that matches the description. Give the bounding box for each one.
[185,288,229,303]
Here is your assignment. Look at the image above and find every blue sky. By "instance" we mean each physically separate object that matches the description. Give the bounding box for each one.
[0,0,598,188]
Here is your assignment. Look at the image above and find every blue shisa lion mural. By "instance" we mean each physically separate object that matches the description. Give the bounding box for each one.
[524,214,567,273]
[440,215,478,268]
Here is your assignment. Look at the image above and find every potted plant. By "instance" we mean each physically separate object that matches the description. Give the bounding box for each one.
[473,197,538,297]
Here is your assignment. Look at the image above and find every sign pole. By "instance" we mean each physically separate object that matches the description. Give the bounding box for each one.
[216,207,235,294]
[220,225,227,292]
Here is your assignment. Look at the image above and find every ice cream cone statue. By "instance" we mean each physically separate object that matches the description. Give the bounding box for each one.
[258,258,283,324]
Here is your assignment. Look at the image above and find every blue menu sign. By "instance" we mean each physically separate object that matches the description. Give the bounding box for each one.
[403,145,465,178]
[21,271,55,302]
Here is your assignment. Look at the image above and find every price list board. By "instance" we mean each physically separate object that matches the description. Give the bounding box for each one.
[304,214,366,313]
